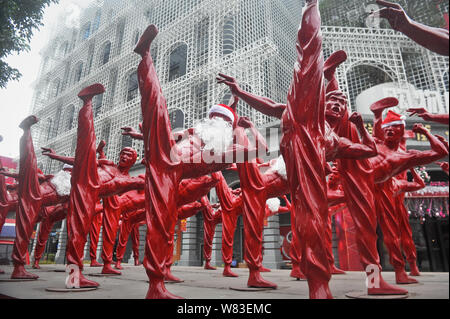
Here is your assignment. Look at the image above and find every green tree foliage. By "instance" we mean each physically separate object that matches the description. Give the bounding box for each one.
[0,0,59,88]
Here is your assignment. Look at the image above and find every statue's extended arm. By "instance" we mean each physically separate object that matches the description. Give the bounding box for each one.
[405,124,449,167]
[0,168,19,180]
[121,126,144,140]
[41,148,75,166]
[217,73,286,119]
[407,108,449,125]
[375,0,449,56]
[395,168,426,196]
[336,113,378,159]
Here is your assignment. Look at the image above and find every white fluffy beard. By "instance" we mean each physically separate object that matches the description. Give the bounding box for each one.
[194,117,233,155]
[266,197,281,213]
[267,156,287,180]
[50,170,72,196]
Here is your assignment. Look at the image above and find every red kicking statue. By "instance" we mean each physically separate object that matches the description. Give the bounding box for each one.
[134,24,265,299]
[11,116,42,280]
[212,170,243,278]
[392,168,426,277]
[65,84,104,288]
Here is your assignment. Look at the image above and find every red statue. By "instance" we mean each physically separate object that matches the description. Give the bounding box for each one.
[326,170,347,275]
[393,168,426,276]
[0,140,13,275]
[89,210,103,267]
[233,117,278,289]
[134,24,265,299]
[99,146,138,275]
[32,203,68,269]
[211,170,243,277]
[200,196,222,270]
[11,116,43,280]
[115,211,144,269]
[64,84,105,288]
[216,1,377,295]
[41,141,145,277]
[375,0,449,56]
[370,102,447,284]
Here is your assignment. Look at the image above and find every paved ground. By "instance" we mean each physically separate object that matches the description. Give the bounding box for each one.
[0,264,448,299]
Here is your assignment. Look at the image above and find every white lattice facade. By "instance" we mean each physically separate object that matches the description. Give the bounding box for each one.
[322,26,449,114]
[31,0,449,174]
[31,0,304,173]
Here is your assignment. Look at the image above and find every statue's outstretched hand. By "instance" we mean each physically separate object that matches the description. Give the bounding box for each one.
[121,126,136,135]
[373,0,410,31]
[216,73,241,96]
[237,116,253,129]
[41,147,56,156]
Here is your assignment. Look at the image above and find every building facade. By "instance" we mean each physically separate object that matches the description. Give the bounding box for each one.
[29,0,448,270]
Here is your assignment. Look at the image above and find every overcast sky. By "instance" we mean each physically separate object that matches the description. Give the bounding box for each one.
[0,0,96,159]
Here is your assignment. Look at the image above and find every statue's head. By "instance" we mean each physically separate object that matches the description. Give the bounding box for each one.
[327,171,341,190]
[381,110,405,143]
[118,147,138,168]
[325,90,348,125]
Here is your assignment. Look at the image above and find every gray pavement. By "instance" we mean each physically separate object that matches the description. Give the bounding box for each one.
[0,264,448,299]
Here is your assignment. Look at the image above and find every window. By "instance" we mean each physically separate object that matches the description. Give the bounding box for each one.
[223,18,235,56]
[74,62,83,83]
[169,109,185,130]
[92,10,101,32]
[46,119,53,141]
[126,71,139,102]
[196,19,209,66]
[93,93,104,117]
[52,79,61,98]
[194,81,208,120]
[86,44,95,75]
[66,105,75,131]
[82,22,91,40]
[108,68,118,106]
[115,21,126,55]
[53,106,62,138]
[101,42,111,65]
[121,134,133,149]
[168,44,188,82]
[59,41,69,58]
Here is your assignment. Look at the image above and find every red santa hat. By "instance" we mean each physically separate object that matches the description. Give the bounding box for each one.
[381,110,406,128]
[208,104,238,125]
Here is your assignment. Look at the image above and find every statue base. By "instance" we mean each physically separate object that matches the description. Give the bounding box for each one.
[45,287,98,292]
[0,278,38,282]
[346,291,409,299]
[229,286,277,292]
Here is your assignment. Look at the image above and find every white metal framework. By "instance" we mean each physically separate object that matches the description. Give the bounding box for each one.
[322,26,449,113]
[31,0,304,173]
[31,0,448,174]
